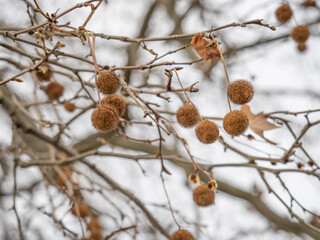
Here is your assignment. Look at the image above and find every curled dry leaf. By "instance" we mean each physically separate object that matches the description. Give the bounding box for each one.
[241,104,279,144]
[191,34,220,62]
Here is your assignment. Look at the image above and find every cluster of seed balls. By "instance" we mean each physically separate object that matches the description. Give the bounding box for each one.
[170,180,217,239]
[91,71,126,133]
[36,63,76,112]
[176,80,253,142]
[275,3,311,52]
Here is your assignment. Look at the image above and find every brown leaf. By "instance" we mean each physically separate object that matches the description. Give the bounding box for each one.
[191,34,220,62]
[241,105,279,144]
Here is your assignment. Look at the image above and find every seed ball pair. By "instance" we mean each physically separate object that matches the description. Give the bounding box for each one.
[91,105,119,132]
[170,229,194,240]
[193,184,215,207]
[223,110,249,136]
[176,104,200,128]
[96,71,120,94]
[45,81,64,100]
[227,80,254,105]
[291,25,310,43]
[195,120,219,144]
[275,4,292,23]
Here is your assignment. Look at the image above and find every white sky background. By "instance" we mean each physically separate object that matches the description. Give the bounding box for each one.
[0,0,320,239]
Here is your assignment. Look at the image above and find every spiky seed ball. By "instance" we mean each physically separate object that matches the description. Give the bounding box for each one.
[275,4,292,23]
[64,101,76,112]
[36,63,52,81]
[291,25,310,43]
[170,229,194,240]
[193,184,215,207]
[302,0,316,7]
[71,201,90,218]
[91,105,119,132]
[195,120,219,144]
[101,94,126,116]
[176,104,200,128]
[96,71,120,94]
[227,80,254,105]
[223,110,249,136]
[297,43,307,52]
[45,81,64,100]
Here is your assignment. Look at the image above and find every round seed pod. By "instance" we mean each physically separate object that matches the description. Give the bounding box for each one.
[71,201,90,218]
[291,25,310,43]
[223,110,249,136]
[170,229,194,240]
[193,184,215,207]
[36,63,52,81]
[91,105,119,132]
[227,80,254,105]
[302,0,316,7]
[176,104,200,128]
[195,120,219,144]
[275,4,292,23]
[45,81,64,100]
[64,101,76,112]
[297,42,307,52]
[96,71,120,94]
[101,94,126,116]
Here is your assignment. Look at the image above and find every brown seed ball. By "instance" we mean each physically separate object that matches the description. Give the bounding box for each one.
[36,63,52,81]
[223,110,249,136]
[91,105,119,132]
[195,120,219,144]
[96,71,120,94]
[193,184,215,207]
[275,4,292,23]
[71,201,90,218]
[227,80,254,105]
[101,94,126,116]
[176,105,200,128]
[45,81,64,100]
[170,229,194,240]
[291,25,310,43]
[297,42,307,52]
[64,101,76,112]
[302,0,316,7]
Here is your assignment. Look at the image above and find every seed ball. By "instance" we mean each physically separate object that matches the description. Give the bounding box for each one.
[64,101,76,112]
[96,71,120,94]
[71,201,90,218]
[176,105,200,128]
[302,0,316,7]
[45,81,64,100]
[170,229,194,240]
[227,80,254,105]
[297,42,307,52]
[193,184,215,207]
[91,105,119,132]
[275,4,292,23]
[36,63,52,81]
[101,94,126,116]
[223,110,249,136]
[195,120,219,144]
[291,25,310,43]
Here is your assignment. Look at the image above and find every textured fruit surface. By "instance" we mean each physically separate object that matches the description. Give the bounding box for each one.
[195,120,219,144]
[176,105,200,128]
[64,101,76,112]
[91,105,119,132]
[96,71,120,94]
[223,110,249,136]
[101,94,126,116]
[170,229,194,240]
[291,25,310,43]
[275,4,292,23]
[227,80,254,105]
[45,81,64,100]
[193,184,215,207]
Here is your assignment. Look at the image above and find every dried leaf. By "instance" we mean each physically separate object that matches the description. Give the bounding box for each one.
[191,34,220,62]
[241,105,279,144]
